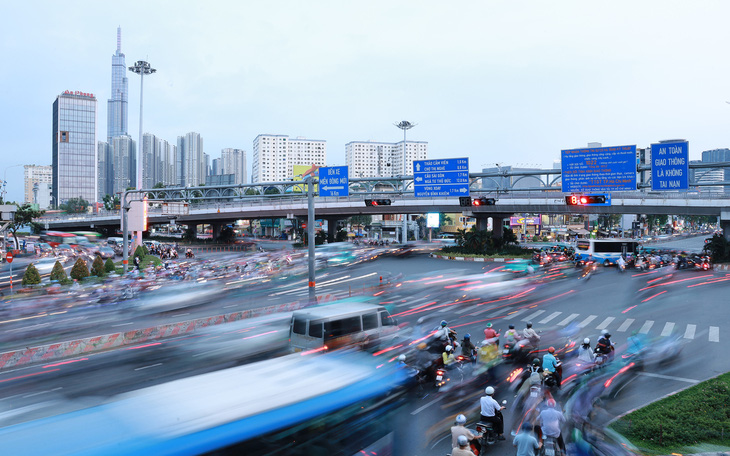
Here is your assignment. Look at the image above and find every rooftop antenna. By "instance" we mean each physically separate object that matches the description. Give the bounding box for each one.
[117,26,121,53]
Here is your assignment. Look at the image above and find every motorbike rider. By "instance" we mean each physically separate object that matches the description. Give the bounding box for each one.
[435,320,458,347]
[451,414,481,453]
[542,347,561,387]
[513,422,540,456]
[527,358,543,386]
[617,255,626,272]
[523,322,541,349]
[452,435,475,456]
[535,398,566,452]
[577,338,595,365]
[504,324,521,344]
[460,333,477,362]
[594,332,615,362]
[483,323,500,343]
[442,345,457,368]
[479,386,506,440]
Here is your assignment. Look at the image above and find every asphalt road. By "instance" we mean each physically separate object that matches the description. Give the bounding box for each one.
[0,249,727,455]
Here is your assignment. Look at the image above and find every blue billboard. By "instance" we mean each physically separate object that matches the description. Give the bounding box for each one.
[318,166,349,197]
[413,158,470,198]
[651,141,689,191]
[561,145,637,193]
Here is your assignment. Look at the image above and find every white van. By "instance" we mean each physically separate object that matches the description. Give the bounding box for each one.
[106,237,124,246]
[289,301,398,352]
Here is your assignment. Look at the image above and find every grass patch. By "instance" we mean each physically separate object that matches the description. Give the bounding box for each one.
[610,372,730,455]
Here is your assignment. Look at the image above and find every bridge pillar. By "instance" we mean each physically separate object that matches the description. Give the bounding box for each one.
[475,213,511,238]
[325,217,341,243]
[211,222,223,241]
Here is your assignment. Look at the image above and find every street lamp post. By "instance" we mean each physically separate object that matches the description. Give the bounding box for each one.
[395,120,415,244]
[1,165,23,203]
[128,60,156,250]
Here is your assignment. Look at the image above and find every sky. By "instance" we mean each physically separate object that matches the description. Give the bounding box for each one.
[3,0,730,203]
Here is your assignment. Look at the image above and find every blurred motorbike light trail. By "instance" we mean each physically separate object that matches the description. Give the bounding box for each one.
[641,290,668,303]
[638,275,712,291]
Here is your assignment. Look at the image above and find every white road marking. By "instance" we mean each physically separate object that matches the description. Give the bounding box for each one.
[134,363,163,371]
[709,326,720,343]
[639,372,699,384]
[539,312,562,325]
[172,313,189,318]
[660,322,675,337]
[455,305,480,315]
[502,309,526,320]
[577,315,597,328]
[596,317,615,330]
[522,310,545,322]
[22,387,63,399]
[557,313,579,326]
[223,304,238,309]
[407,296,434,309]
[638,320,654,334]
[683,324,696,340]
[411,396,443,415]
[112,322,134,327]
[616,319,635,332]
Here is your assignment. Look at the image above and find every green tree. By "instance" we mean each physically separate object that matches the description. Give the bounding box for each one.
[244,188,260,195]
[102,194,120,211]
[133,245,147,263]
[703,234,729,263]
[21,263,42,286]
[335,229,348,242]
[91,255,105,277]
[218,226,235,243]
[6,203,45,246]
[184,224,197,241]
[104,258,116,273]
[59,197,89,213]
[153,182,165,189]
[70,258,89,281]
[264,187,281,195]
[50,260,68,283]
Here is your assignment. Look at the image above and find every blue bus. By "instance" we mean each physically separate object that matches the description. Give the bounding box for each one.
[574,238,640,266]
[0,352,410,455]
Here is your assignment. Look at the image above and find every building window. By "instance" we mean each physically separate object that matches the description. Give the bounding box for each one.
[60,131,69,143]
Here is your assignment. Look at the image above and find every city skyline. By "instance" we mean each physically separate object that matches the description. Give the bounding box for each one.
[4,2,730,203]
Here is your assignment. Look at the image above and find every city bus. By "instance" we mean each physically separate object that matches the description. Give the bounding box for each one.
[39,231,76,248]
[0,352,410,455]
[71,231,102,243]
[574,238,640,266]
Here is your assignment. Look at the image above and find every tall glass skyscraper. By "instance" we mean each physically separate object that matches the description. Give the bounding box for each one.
[107,27,128,143]
[52,91,98,207]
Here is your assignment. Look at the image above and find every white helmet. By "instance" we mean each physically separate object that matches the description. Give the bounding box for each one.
[456,414,466,425]
[445,345,453,353]
[485,386,495,395]
[398,354,406,363]
[583,338,590,345]
[457,435,469,447]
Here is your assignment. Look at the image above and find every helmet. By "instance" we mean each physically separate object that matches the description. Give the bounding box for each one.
[548,346,555,354]
[509,324,515,329]
[445,345,453,352]
[464,333,471,340]
[485,386,495,395]
[547,398,557,408]
[532,358,540,366]
[526,322,533,328]
[486,323,492,328]
[457,435,468,447]
[417,342,427,350]
[398,354,406,363]
[601,329,608,336]
[441,320,448,327]
[604,333,611,338]
[456,414,467,425]
[583,338,590,345]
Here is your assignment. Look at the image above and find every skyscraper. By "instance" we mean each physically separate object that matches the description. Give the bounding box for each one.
[52,91,98,207]
[221,148,247,184]
[97,141,113,198]
[112,135,136,195]
[252,135,326,183]
[177,132,205,186]
[345,140,427,178]
[141,133,177,188]
[23,165,52,205]
[107,27,128,143]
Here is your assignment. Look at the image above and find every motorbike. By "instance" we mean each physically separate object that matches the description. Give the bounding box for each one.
[185,250,195,259]
[502,338,532,364]
[695,256,712,271]
[540,435,564,456]
[578,262,597,280]
[476,400,507,451]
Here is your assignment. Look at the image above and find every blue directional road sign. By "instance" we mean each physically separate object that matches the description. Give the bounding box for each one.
[561,145,637,193]
[651,141,689,191]
[413,158,470,198]
[318,166,349,197]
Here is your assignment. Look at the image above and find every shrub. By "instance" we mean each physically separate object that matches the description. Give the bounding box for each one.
[104,258,115,273]
[22,263,42,286]
[91,255,105,277]
[50,260,68,283]
[70,257,90,281]
[133,245,147,262]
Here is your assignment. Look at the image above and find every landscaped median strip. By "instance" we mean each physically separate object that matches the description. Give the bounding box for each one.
[429,253,525,262]
[0,301,308,371]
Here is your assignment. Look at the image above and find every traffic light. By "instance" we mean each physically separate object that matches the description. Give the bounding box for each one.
[365,199,391,207]
[564,194,608,206]
[472,197,496,206]
[459,197,472,207]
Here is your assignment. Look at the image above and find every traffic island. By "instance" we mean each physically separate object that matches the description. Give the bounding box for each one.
[609,372,730,455]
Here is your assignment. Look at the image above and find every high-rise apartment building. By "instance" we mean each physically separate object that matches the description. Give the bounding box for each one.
[23,165,52,206]
[252,135,326,183]
[221,148,247,184]
[107,27,128,143]
[177,132,206,186]
[141,133,177,188]
[97,142,112,198]
[345,140,428,178]
[112,135,136,195]
[52,91,98,207]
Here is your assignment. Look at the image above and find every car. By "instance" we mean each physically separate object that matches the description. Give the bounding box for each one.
[55,244,75,257]
[96,247,116,259]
